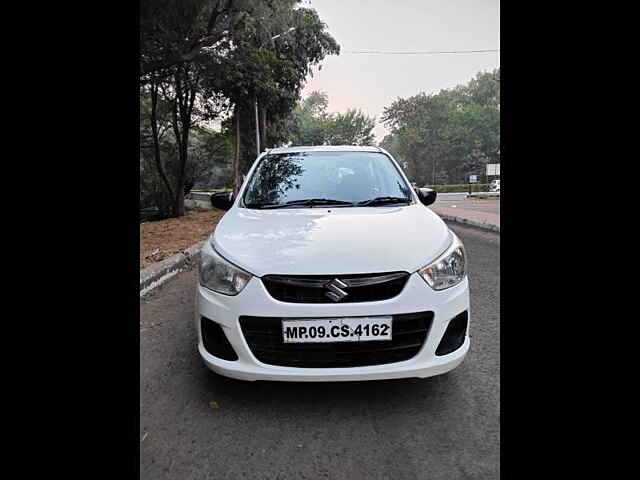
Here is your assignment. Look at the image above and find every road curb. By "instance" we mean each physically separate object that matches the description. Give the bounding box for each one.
[140,240,205,297]
[439,214,500,234]
[466,192,500,199]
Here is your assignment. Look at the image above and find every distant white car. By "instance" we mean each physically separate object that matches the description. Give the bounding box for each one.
[489,179,500,192]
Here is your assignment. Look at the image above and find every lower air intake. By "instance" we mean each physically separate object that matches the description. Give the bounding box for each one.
[435,311,468,356]
[201,317,238,361]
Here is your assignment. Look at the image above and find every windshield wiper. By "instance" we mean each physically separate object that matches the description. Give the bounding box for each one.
[251,198,356,209]
[245,202,279,209]
[356,196,411,207]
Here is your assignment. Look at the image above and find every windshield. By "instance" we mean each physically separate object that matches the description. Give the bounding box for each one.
[242,151,413,208]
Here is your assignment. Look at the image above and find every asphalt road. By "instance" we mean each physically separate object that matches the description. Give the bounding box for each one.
[140,223,500,479]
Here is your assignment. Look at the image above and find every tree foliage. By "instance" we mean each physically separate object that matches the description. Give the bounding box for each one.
[211,4,339,184]
[381,69,500,185]
[140,0,340,216]
[286,91,376,146]
[328,110,376,146]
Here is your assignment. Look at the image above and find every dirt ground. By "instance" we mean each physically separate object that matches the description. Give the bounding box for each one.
[140,209,224,269]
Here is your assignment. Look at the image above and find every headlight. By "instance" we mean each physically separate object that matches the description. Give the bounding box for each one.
[418,233,466,290]
[199,240,252,295]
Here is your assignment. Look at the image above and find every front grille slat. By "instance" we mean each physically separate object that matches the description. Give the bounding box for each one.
[239,312,433,368]
[261,272,410,304]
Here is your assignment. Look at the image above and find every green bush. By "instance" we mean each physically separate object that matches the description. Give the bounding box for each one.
[423,184,490,193]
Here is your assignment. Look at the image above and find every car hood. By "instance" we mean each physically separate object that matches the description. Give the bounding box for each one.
[211,204,452,277]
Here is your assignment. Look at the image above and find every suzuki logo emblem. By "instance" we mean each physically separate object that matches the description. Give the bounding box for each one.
[325,278,349,302]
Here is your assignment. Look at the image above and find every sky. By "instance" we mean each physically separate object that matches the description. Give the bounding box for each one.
[300,0,500,142]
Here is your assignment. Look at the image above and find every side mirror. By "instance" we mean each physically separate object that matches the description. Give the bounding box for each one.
[210,191,234,211]
[416,187,437,206]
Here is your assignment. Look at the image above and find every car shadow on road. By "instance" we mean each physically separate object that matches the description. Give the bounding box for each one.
[197,361,464,415]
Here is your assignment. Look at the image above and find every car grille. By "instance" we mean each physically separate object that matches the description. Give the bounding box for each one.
[261,272,410,303]
[239,312,433,368]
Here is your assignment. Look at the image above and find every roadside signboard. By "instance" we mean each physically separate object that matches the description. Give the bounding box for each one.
[469,175,478,183]
[486,163,500,176]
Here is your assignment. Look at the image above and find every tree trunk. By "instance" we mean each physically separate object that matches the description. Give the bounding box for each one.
[233,104,241,195]
[175,93,194,217]
[175,178,186,216]
[170,96,185,217]
[169,64,198,218]
[175,129,188,217]
[149,80,175,215]
[260,106,267,152]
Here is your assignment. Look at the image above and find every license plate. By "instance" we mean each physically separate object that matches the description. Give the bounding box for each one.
[282,316,392,343]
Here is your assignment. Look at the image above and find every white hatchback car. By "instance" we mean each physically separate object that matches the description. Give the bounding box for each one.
[196,146,470,382]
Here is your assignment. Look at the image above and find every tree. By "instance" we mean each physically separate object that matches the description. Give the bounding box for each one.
[382,92,453,185]
[381,69,500,185]
[326,110,376,146]
[140,0,340,214]
[208,5,340,192]
[186,126,233,191]
[141,64,228,216]
[286,91,331,145]
[140,0,268,77]
[140,92,229,216]
[286,91,376,146]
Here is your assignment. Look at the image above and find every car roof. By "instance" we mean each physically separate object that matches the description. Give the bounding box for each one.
[266,145,382,154]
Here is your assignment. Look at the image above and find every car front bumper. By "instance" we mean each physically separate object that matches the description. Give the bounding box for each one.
[195,274,470,382]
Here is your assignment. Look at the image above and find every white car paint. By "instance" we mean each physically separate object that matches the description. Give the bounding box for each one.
[212,205,452,277]
[196,146,470,381]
